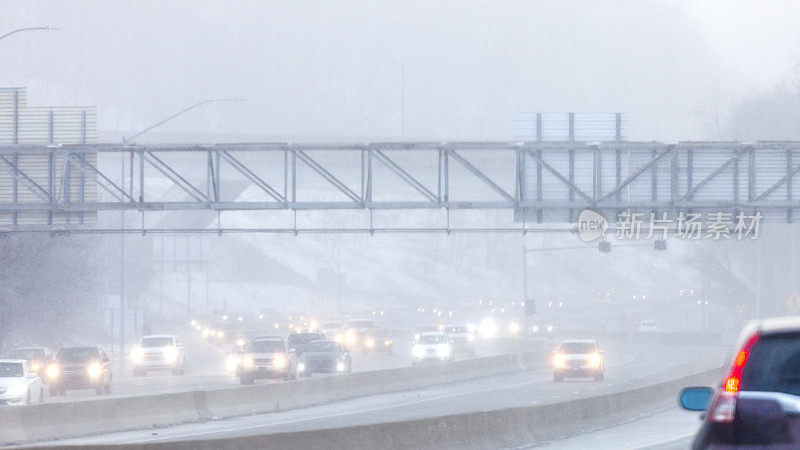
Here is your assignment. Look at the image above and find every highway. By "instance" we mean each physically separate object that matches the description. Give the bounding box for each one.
[45,340,723,446]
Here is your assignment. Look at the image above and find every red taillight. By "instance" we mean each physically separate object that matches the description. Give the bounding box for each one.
[722,333,759,393]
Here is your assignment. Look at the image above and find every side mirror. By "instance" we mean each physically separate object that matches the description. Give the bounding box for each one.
[679,386,713,411]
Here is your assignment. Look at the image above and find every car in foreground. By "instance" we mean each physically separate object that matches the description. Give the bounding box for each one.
[297,340,351,376]
[6,346,54,376]
[238,336,297,384]
[412,331,454,365]
[680,316,800,448]
[287,332,326,356]
[363,328,393,354]
[0,360,43,405]
[130,335,185,377]
[446,325,476,356]
[553,339,604,382]
[46,346,112,396]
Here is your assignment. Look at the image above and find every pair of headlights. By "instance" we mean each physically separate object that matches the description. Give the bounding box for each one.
[45,362,103,379]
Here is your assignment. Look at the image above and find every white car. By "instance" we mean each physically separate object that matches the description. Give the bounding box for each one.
[412,331,455,365]
[130,335,186,376]
[0,360,44,405]
[553,339,604,382]
[238,336,297,384]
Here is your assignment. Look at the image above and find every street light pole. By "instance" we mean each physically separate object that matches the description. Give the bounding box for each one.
[123,98,247,144]
[0,26,57,43]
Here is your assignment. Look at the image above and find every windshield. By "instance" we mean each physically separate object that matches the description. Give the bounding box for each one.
[248,340,285,353]
[559,342,597,354]
[321,322,342,330]
[419,334,447,344]
[7,348,44,360]
[0,362,23,378]
[306,341,340,352]
[141,338,174,348]
[57,348,99,363]
[288,334,324,346]
[348,321,374,329]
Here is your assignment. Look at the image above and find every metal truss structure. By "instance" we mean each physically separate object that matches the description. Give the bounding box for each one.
[1,141,800,233]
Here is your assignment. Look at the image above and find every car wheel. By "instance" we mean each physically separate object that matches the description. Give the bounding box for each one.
[240,374,255,385]
[26,390,30,405]
[95,386,104,395]
[554,372,563,383]
[49,386,58,397]
[104,383,111,395]
[594,373,604,382]
[39,388,44,404]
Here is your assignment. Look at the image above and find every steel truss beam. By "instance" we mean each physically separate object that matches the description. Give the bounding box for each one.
[1,142,800,232]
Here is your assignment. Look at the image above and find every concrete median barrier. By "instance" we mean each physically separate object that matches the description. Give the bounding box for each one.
[137,368,721,450]
[0,351,543,445]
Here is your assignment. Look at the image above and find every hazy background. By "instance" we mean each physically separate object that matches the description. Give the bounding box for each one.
[3,1,800,142]
[2,1,800,348]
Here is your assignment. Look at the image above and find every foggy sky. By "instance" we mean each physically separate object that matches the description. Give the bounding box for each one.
[2,1,800,142]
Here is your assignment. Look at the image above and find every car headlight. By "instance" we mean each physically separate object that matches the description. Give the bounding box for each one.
[242,356,254,368]
[236,338,246,347]
[553,353,567,368]
[478,318,497,339]
[509,322,521,334]
[531,325,539,333]
[297,362,305,372]
[336,362,345,372]
[414,333,421,341]
[365,338,375,348]
[163,346,178,363]
[88,362,103,378]
[384,339,392,346]
[467,334,475,342]
[30,362,41,373]
[226,354,241,372]
[46,364,60,380]
[412,345,425,358]
[131,347,144,364]
[6,381,26,397]
[273,355,287,368]
[217,330,225,338]
[547,325,554,333]
[345,331,357,345]
[334,333,343,343]
[588,353,601,368]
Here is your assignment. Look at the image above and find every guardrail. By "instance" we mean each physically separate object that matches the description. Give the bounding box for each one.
[0,351,546,445]
[157,368,722,450]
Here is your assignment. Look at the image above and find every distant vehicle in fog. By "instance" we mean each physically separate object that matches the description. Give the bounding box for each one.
[445,325,476,356]
[130,335,185,377]
[553,339,604,382]
[288,332,326,356]
[320,321,344,341]
[680,317,800,449]
[0,360,43,405]
[6,346,54,376]
[46,346,112,396]
[238,336,297,384]
[343,319,375,347]
[412,331,454,365]
[638,320,658,332]
[363,328,393,354]
[297,340,351,376]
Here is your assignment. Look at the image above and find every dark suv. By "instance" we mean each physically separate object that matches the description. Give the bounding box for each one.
[46,346,112,396]
[681,317,800,448]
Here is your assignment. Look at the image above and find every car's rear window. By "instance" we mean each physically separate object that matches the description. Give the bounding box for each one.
[307,341,339,352]
[559,342,596,354]
[741,333,800,395]
[419,334,446,344]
